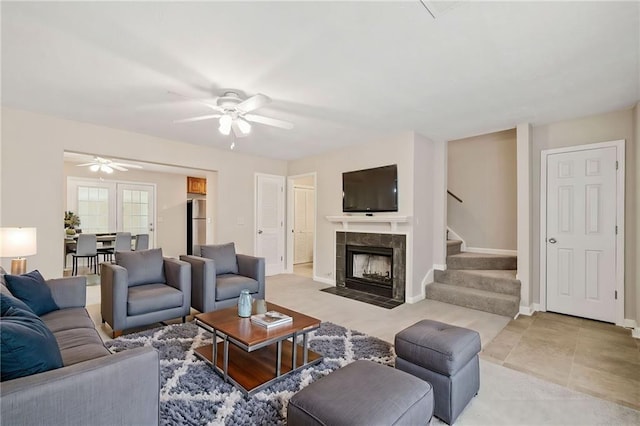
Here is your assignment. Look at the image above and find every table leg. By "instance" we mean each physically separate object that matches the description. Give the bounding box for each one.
[223,336,229,382]
[276,340,282,377]
[303,333,309,365]
[213,331,218,372]
[291,332,297,369]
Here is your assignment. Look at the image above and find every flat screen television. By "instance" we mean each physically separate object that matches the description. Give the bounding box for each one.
[342,164,398,213]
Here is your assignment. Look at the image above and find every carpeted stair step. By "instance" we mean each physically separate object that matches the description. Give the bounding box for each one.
[447,252,517,270]
[446,240,462,256]
[425,282,519,318]
[434,269,520,296]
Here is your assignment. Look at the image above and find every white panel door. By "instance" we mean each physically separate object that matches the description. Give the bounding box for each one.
[256,174,285,276]
[293,187,315,264]
[117,184,155,248]
[546,147,617,322]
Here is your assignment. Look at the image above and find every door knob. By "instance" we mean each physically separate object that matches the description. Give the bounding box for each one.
[548,238,557,244]
[258,230,263,234]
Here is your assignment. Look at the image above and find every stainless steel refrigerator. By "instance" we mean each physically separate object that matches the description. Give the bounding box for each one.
[187,199,206,255]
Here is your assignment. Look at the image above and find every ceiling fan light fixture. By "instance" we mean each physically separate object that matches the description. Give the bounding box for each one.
[218,114,232,135]
[90,164,100,172]
[237,118,251,134]
[101,165,114,174]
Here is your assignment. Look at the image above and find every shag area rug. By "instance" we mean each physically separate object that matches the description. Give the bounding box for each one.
[105,321,395,425]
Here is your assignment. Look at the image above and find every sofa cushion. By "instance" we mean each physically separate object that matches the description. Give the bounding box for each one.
[201,243,238,275]
[52,327,110,366]
[60,343,113,367]
[4,270,59,316]
[0,291,34,316]
[116,248,166,287]
[127,283,183,316]
[41,307,95,333]
[215,274,260,301]
[0,306,63,381]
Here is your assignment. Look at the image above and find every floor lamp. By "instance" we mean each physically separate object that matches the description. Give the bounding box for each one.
[0,227,37,275]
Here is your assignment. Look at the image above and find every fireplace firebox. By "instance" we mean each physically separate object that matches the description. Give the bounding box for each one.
[345,245,393,298]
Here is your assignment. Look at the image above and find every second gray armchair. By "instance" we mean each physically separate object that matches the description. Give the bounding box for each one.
[180,242,265,313]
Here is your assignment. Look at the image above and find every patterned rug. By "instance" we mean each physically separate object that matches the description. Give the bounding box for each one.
[105,321,395,425]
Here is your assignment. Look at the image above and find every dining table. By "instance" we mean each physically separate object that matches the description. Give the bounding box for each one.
[64,233,136,267]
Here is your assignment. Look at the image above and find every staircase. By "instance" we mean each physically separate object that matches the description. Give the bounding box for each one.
[425,240,520,318]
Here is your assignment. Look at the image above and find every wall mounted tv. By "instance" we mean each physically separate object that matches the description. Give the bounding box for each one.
[342,164,398,213]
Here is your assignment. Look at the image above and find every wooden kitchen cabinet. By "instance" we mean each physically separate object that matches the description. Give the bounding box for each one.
[187,177,207,195]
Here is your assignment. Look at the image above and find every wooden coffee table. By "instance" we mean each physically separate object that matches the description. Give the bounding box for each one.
[194,302,322,395]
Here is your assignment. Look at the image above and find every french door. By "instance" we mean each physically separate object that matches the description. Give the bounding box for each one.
[67,178,155,246]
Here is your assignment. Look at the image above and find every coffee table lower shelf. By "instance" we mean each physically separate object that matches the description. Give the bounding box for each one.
[194,339,323,395]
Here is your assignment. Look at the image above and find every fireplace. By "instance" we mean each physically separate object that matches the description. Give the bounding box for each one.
[336,232,406,302]
[345,245,393,297]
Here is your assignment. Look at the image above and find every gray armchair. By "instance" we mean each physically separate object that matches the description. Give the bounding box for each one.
[101,248,191,338]
[180,242,265,313]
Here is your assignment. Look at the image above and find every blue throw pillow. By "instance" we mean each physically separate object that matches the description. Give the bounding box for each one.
[1,306,64,381]
[4,270,59,316]
[0,292,34,316]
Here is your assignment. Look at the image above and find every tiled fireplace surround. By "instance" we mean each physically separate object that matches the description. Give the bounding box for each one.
[335,231,406,302]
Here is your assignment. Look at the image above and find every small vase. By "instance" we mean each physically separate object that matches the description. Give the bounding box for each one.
[238,289,253,318]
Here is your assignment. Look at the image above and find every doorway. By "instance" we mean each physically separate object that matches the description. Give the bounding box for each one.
[287,173,316,278]
[540,140,625,325]
[255,173,286,276]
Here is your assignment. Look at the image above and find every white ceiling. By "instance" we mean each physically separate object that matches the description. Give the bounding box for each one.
[2,1,639,160]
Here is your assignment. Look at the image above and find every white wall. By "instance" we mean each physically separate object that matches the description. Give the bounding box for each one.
[531,107,637,322]
[63,162,190,257]
[287,131,444,300]
[0,107,287,278]
[448,129,517,250]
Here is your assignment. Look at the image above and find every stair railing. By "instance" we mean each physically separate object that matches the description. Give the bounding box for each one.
[447,190,463,203]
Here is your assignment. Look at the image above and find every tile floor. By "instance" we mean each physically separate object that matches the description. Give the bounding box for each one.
[482,311,640,410]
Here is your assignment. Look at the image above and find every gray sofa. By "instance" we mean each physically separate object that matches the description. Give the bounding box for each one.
[0,275,160,426]
[180,242,265,313]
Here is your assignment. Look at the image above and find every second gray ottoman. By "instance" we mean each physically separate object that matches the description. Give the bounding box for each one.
[287,360,434,425]
[395,320,481,425]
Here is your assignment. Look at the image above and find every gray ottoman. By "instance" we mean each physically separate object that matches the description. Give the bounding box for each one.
[395,320,481,425]
[287,360,434,425]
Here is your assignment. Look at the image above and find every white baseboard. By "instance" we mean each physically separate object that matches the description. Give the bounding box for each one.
[313,276,335,286]
[405,293,425,304]
[623,319,637,329]
[633,328,640,339]
[465,247,518,256]
[433,263,447,271]
[518,304,535,316]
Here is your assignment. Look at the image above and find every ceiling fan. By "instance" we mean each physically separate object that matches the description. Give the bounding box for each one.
[76,157,143,174]
[171,90,294,138]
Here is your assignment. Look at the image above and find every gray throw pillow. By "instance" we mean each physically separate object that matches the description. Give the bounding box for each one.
[116,248,166,286]
[200,243,238,275]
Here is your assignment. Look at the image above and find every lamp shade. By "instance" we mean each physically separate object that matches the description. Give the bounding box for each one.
[0,228,37,257]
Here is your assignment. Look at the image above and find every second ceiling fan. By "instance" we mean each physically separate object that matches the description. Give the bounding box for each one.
[172,90,293,138]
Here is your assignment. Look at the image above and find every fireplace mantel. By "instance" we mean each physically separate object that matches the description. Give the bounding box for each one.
[326,215,409,232]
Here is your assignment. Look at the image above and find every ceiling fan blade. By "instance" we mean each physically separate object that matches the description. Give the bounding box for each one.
[76,162,97,167]
[244,114,294,130]
[167,91,224,112]
[112,162,143,169]
[173,114,222,124]
[236,93,271,113]
[231,121,250,138]
[110,164,128,172]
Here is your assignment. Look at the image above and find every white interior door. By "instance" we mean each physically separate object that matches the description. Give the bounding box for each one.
[545,146,617,322]
[256,174,285,276]
[117,183,155,247]
[294,186,314,264]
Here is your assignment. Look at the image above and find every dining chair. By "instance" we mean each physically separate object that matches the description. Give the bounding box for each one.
[104,232,132,262]
[72,234,98,276]
[134,234,149,251]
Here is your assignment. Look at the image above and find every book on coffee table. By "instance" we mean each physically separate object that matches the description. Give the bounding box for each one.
[251,311,293,328]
